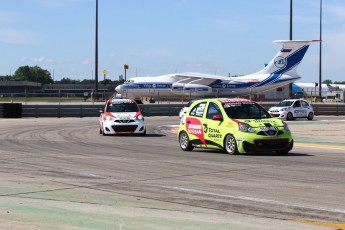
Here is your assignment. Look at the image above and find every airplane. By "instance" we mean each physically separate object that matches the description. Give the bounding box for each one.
[293,82,345,99]
[115,40,317,100]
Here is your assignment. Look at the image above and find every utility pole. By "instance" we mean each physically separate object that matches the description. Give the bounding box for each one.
[124,64,129,81]
[289,0,293,98]
[290,0,293,40]
[318,0,323,101]
[95,0,99,101]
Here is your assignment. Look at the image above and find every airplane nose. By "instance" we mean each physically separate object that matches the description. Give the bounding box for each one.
[115,85,121,92]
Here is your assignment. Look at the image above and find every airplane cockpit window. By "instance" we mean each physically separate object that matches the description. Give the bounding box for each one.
[124,80,134,84]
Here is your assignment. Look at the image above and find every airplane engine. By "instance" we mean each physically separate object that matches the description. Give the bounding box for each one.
[184,84,212,93]
[171,83,212,95]
[171,83,185,92]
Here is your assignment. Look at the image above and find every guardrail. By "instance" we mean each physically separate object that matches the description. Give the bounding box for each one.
[0,103,22,118]
[22,104,104,118]
[0,102,344,118]
[21,104,183,117]
[312,103,345,116]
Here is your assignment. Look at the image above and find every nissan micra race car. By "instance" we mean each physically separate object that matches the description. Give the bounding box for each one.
[99,98,146,135]
[268,99,314,121]
[178,98,293,155]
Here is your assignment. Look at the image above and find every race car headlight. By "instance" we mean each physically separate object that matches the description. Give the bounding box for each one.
[238,122,255,133]
[283,121,290,131]
[280,108,287,111]
[105,115,114,121]
[136,114,144,120]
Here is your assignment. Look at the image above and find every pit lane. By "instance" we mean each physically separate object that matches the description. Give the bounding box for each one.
[0,116,344,229]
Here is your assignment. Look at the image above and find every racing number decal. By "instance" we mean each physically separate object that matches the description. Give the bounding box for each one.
[186,117,206,145]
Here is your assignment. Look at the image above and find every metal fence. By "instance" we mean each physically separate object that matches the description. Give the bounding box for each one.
[1,102,345,118]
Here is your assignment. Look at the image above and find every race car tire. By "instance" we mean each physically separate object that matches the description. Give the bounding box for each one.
[179,131,193,151]
[101,126,108,136]
[286,112,294,121]
[139,129,147,136]
[307,112,314,120]
[224,134,238,155]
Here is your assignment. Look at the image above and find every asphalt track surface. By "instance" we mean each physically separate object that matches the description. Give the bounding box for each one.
[0,116,345,230]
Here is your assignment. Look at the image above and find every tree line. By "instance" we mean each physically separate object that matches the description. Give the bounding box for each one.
[0,65,124,85]
[1,65,344,85]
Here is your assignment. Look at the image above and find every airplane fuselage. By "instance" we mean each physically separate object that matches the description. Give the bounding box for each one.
[116,73,300,99]
[115,40,315,100]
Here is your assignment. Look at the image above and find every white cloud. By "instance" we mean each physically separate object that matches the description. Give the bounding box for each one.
[172,0,189,8]
[82,59,92,65]
[34,56,45,63]
[294,15,319,24]
[0,11,21,25]
[0,28,39,44]
[326,4,345,20]
[323,33,345,61]
[32,0,92,8]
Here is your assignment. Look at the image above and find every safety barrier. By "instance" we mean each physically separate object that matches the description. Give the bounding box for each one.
[22,104,104,118]
[19,104,183,118]
[0,103,22,118]
[312,103,345,116]
[0,102,343,118]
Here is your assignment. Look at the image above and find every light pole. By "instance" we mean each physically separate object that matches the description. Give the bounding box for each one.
[290,0,293,40]
[124,64,129,81]
[289,0,293,98]
[95,0,99,101]
[318,0,323,100]
[102,70,107,100]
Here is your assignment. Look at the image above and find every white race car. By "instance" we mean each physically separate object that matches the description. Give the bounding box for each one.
[268,99,314,121]
[99,98,146,135]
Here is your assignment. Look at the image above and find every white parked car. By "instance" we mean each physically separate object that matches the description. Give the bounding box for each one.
[268,99,314,121]
[178,100,194,119]
[99,98,146,135]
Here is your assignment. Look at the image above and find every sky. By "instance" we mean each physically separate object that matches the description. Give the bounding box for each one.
[1,0,345,83]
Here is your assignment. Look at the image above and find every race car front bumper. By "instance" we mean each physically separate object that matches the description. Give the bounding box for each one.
[102,119,145,134]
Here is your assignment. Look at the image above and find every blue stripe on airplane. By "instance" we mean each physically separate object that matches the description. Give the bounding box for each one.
[274,45,309,75]
[121,83,172,89]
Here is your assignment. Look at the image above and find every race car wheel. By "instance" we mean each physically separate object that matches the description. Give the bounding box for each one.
[179,131,193,151]
[101,126,108,136]
[139,129,147,136]
[224,134,238,155]
[286,112,294,121]
[307,112,314,120]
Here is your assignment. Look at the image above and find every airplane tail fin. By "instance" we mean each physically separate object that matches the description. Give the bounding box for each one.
[256,40,318,76]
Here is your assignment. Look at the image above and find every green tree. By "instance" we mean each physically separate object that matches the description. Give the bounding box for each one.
[14,65,53,84]
[322,79,333,85]
[59,77,73,84]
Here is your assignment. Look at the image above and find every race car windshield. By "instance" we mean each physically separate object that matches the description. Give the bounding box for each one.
[276,101,293,107]
[106,102,138,112]
[223,103,271,119]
